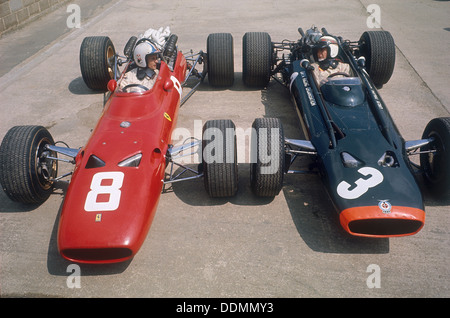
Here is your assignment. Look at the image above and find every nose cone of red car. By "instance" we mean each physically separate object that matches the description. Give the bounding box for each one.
[58,167,163,263]
[57,149,165,264]
[339,205,425,237]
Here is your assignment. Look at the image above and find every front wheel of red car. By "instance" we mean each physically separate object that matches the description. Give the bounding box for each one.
[0,126,58,204]
[420,117,450,199]
[202,119,238,197]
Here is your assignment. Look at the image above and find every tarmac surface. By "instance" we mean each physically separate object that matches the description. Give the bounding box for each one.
[0,0,449,299]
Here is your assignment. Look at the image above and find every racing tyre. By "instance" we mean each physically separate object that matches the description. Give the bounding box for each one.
[80,36,116,91]
[202,120,238,197]
[420,117,450,199]
[206,33,234,87]
[164,34,178,59]
[0,126,58,204]
[359,31,395,88]
[242,32,273,88]
[250,118,285,197]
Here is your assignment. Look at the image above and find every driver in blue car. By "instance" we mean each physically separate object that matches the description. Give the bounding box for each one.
[119,39,160,92]
[311,36,353,86]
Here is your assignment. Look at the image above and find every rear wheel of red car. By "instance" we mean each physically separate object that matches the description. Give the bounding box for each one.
[242,32,273,88]
[250,118,285,197]
[0,126,58,204]
[358,31,395,88]
[420,117,450,199]
[206,33,234,87]
[80,36,116,91]
[202,119,238,197]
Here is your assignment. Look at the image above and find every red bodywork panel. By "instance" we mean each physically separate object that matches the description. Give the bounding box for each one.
[58,53,186,263]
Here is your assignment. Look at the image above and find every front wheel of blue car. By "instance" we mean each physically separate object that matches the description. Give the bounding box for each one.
[250,118,285,197]
[420,117,450,199]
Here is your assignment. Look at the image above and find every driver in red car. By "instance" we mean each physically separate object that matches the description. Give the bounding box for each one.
[311,36,352,86]
[119,39,160,92]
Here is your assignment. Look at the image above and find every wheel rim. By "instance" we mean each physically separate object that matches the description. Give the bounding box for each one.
[35,138,57,190]
[424,131,444,183]
[106,45,114,78]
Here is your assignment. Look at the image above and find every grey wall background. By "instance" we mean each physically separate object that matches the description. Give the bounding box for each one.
[0,0,71,35]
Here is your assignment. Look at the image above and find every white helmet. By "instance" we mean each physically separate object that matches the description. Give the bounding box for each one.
[133,39,160,68]
[314,36,339,60]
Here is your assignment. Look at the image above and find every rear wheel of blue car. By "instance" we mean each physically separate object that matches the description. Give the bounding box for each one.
[359,31,395,88]
[80,36,116,91]
[0,126,58,204]
[207,33,234,87]
[250,118,285,197]
[420,117,450,199]
[242,32,273,88]
[202,119,238,197]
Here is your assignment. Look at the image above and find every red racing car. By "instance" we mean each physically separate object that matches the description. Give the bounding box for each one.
[0,31,238,263]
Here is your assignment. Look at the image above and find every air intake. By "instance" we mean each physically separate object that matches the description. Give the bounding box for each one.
[348,219,423,236]
[118,153,142,167]
[61,248,133,263]
[85,155,105,169]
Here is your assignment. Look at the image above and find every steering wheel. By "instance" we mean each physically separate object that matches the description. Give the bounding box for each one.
[122,83,149,92]
[327,72,352,78]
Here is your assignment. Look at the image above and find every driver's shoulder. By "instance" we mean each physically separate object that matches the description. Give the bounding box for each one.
[337,62,350,71]
[126,67,139,76]
[121,68,139,84]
